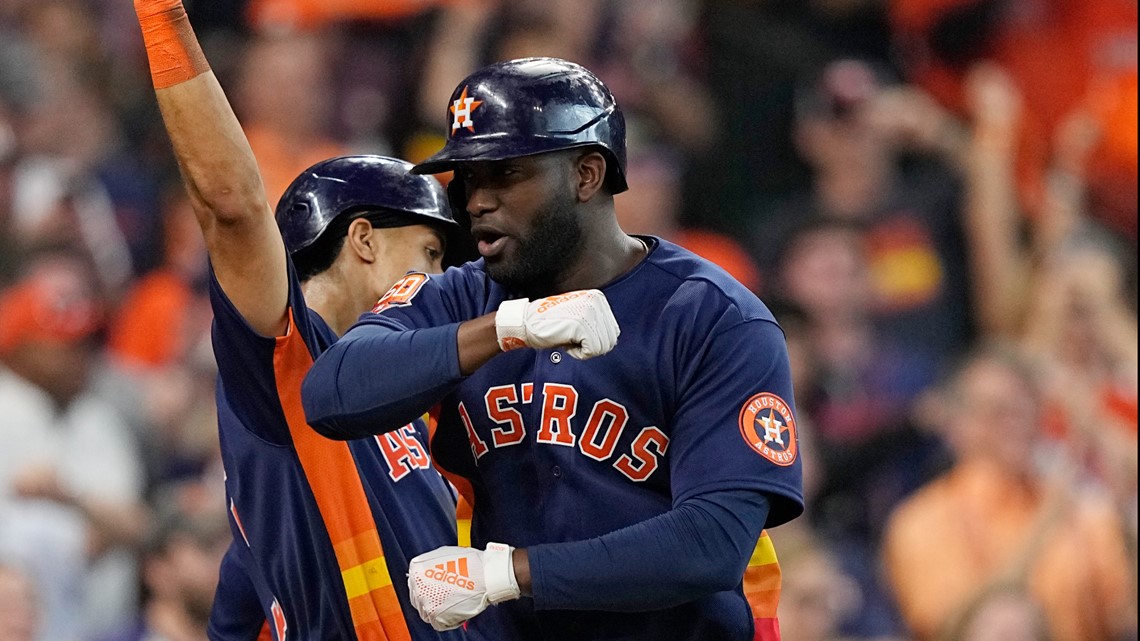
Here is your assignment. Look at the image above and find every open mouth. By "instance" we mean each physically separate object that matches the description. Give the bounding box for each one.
[473,230,509,258]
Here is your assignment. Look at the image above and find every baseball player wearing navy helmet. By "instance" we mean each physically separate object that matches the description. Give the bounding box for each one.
[302,58,804,641]
[135,0,471,637]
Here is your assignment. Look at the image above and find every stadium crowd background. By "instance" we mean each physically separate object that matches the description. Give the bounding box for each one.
[0,0,1136,640]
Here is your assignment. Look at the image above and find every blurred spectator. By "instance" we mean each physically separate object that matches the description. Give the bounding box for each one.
[1024,229,1138,434]
[768,525,864,641]
[891,0,1138,241]
[0,252,146,640]
[939,582,1051,641]
[687,0,896,232]
[959,64,1138,527]
[9,0,146,291]
[594,0,718,156]
[234,29,347,205]
[418,0,604,128]
[107,185,209,371]
[774,219,939,444]
[94,508,230,641]
[751,58,974,366]
[883,344,1135,641]
[0,563,39,641]
[100,184,220,497]
[616,147,761,292]
[773,216,948,638]
[417,1,717,176]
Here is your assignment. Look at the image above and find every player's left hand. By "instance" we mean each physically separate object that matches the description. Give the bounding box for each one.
[407,542,520,631]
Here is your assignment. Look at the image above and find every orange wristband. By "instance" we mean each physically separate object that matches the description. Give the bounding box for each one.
[135,0,209,89]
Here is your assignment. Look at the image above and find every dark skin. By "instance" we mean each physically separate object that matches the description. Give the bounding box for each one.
[454,149,645,377]
[445,148,645,592]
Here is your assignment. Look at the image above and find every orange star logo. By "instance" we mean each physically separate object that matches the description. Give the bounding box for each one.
[450,86,483,134]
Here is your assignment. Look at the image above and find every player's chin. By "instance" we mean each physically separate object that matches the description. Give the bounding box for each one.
[484,255,528,287]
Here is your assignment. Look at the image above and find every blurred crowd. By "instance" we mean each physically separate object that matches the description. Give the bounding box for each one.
[0,0,1136,640]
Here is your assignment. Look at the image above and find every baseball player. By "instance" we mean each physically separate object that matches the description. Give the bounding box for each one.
[134,1,469,639]
[302,58,804,641]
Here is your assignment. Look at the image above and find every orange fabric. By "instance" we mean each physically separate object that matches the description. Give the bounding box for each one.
[672,229,762,293]
[257,621,273,641]
[273,310,409,641]
[245,125,347,208]
[743,531,782,618]
[743,531,782,641]
[135,0,210,89]
[108,270,193,367]
[883,460,1133,641]
[456,495,473,521]
[247,0,467,32]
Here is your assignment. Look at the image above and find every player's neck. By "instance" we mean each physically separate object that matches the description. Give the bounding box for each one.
[302,275,360,336]
[543,221,647,296]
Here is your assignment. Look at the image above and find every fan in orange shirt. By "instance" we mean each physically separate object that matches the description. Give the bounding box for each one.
[232,30,349,206]
[882,345,1135,641]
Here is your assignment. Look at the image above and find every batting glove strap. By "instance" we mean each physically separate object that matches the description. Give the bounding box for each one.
[495,298,530,352]
[482,542,520,605]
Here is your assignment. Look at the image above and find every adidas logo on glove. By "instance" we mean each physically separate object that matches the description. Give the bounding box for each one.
[424,559,476,591]
[408,543,522,631]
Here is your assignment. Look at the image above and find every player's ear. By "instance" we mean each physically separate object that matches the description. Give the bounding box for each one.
[574,151,606,202]
[346,218,379,264]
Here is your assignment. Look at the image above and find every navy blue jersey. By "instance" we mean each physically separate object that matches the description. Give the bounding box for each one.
[310,238,804,640]
[206,262,464,641]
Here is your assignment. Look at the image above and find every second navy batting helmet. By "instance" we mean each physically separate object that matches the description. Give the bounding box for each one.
[276,155,456,255]
[413,57,628,194]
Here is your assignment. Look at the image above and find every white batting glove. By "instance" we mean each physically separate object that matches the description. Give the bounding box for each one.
[407,543,520,631]
[495,290,619,360]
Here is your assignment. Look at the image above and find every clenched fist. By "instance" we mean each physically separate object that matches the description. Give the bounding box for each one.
[407,543,520,631]
[495,290,619,359]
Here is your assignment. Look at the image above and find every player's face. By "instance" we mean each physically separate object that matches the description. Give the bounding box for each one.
[458,152,582,292]
[368,224,446,296]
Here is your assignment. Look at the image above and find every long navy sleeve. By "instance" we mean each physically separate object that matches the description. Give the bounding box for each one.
[527,489,769,611]
[301,321,465,439]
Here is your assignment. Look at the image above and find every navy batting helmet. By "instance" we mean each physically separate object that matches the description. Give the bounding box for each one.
[276,155,456,255]
[413,57,628,194]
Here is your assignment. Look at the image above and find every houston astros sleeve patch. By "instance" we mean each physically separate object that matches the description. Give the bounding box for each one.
[738,393,797,466]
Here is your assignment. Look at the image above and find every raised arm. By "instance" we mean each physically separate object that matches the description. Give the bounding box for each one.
[961,64,1030,339]
[135,0,288,336]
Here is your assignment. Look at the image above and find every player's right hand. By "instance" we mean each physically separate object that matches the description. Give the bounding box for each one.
[495,289,619,360]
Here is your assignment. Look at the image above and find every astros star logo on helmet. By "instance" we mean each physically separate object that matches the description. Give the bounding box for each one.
[450,86,483,134]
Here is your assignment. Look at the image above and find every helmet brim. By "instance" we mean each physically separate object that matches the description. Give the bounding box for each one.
[414,138,628,194]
